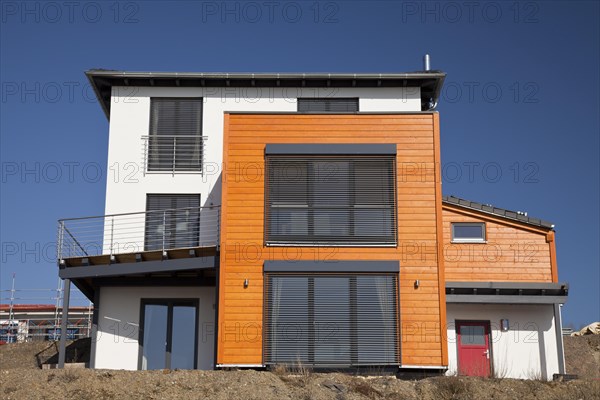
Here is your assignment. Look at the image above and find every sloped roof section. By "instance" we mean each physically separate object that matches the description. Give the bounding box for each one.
[442,195,554,229]
[85,69,446,119]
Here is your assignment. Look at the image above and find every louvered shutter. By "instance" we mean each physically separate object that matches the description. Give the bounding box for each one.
[148,98,203,172]
[297,98,359,112]
[266,156,396,245]
[264,274,399,366]
[144,194,201,250]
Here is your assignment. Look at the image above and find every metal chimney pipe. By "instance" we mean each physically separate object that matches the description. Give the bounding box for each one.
[423,54,431,71]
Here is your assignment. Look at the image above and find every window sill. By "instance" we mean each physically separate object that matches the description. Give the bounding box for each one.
[450,240,487,244]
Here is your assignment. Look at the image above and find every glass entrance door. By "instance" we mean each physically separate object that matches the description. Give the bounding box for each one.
[140,300,198,370]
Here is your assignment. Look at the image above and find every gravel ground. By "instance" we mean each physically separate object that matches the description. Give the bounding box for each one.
[1,369,599,400]
[564,334,600,380]
[1,336,599,400]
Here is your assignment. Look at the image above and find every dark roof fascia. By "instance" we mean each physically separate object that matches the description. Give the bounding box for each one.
[445,281,569,304]
[85,69,446,119]
[446,281,568,291]
[445,295,567,305]
[442,195,554,229]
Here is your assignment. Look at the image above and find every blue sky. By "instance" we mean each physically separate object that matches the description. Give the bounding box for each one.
[1,1,598,326]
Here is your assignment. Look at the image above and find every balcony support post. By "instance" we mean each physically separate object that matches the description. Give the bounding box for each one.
[58,278,71,368]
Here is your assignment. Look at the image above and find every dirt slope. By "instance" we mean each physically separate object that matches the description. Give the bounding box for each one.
[563,334,600,380]
[1,337,599,400]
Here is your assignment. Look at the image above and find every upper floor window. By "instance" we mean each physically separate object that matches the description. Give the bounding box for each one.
[145,98,204,173]
[265,145,396,246]
[451,222,486,243]
[298,98,359,112]
[144,194,201,251]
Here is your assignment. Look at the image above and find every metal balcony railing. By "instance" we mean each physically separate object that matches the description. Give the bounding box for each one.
[141,135,207,175]
[57,206,220,262]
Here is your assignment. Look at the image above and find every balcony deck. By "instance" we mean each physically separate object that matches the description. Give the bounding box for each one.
[60,245,217,268]
[57,206,220,298]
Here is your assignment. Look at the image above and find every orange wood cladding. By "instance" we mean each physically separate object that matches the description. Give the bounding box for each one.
[218,113,445,367]
[442,206,554,283]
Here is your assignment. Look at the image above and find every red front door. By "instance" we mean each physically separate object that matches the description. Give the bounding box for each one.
[456,321,491,377]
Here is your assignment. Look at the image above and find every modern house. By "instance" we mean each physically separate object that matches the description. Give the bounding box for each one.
[56,65,568,379]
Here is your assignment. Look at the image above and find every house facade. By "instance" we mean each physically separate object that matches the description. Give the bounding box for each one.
[56,69,567,379]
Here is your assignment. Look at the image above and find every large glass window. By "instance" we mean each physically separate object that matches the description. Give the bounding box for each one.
[264,274,399,366]
[266,156,396,245]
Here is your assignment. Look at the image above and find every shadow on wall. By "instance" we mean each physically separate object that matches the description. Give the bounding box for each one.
[203,173,222,209]
[536,316,552,380]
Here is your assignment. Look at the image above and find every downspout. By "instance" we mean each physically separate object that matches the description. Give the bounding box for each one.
[58,278,71,368]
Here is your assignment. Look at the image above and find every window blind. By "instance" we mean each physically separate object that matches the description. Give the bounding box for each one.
[144,194,201,251]
[265,156,397,245]
[297,98,359,112]
[148,98,203,172]
[264,273,399,366]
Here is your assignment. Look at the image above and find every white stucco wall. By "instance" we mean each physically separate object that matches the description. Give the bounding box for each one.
[94,286,216,370]
[446,304,560,380]
[100,86,420,253]
[104,86,421,216]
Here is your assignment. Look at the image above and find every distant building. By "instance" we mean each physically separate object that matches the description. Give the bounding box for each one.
[0,304,92,343]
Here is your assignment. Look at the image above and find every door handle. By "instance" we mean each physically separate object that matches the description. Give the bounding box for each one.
[483,349,490,359]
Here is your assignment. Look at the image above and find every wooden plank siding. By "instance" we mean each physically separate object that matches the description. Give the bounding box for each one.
[441,205,555,282]
[218,113,446,367]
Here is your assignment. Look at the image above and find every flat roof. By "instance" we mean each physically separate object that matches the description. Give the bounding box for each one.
[85,69,447,119]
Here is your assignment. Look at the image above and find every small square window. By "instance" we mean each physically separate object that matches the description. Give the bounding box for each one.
[451,222,486,243]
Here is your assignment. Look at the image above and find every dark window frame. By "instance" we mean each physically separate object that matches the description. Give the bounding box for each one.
[265,155,397,246]
[263,272,400,367]
[146,97,204,174]
[137,298,200,370]
[144,194,201,251]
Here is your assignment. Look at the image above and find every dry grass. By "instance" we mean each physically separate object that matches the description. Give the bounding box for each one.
[432,376,471,400]
[271,357,312,387]
[349,379,382,399]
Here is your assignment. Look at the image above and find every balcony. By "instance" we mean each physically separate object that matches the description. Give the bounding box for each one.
[142,135,206,175]
[57,206,220,268]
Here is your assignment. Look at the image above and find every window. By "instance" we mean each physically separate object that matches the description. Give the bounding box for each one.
[265,155,397,246]
[139,299,199,370]
[146,98,204,173]
[297,98,359,112]
[264,274,399,366]
[451,222,486,243]
[144,194,201,251]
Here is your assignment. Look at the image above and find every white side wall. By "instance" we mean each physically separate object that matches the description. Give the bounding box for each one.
[446,304,560,380]
[94,286,216,370]
[105,86,421,217]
